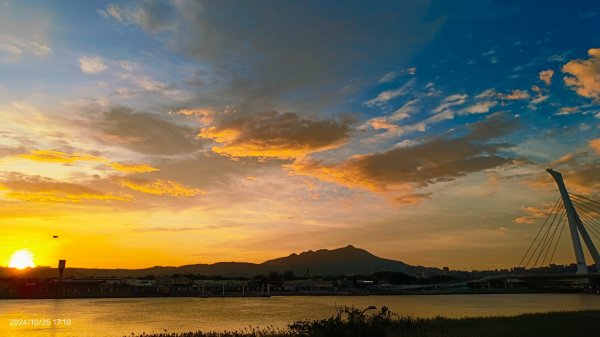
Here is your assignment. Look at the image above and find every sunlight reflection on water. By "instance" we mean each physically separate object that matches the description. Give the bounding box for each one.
[1,294,599,337]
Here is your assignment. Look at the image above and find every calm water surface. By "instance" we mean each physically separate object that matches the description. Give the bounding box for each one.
[1,294,599,337]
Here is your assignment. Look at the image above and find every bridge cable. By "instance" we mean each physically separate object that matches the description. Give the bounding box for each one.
[575,206,600,243]
[570,196,600,226]
[568,192,600,207]
[573,199,600,221]
[520,200,561,268]
[525,202,565,269]
[569,194,600,213]
[533,205,565,269]
[548,216,567,264]
[518,197,562,268]
[573,213,600,255]
[571,198,600,210]
[541,210,567,268]
[571,199,600,229]
[524,201,563,269]
[569,200,600,247]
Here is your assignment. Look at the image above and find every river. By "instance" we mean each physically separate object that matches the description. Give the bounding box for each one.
[1,294,599,337]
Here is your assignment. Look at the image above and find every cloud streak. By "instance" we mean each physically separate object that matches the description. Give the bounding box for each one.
[0,173,132,203]
[17,150,159,174]
[116,178,205,197]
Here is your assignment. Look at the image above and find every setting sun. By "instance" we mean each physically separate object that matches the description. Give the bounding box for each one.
[8,249,36,270]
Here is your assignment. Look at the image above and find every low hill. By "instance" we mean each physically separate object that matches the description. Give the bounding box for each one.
[1,245,440,279]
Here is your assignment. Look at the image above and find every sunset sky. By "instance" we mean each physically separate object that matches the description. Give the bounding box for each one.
[1,0,599,270]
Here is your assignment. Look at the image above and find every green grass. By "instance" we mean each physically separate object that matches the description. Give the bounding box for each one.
[126,307,600,337]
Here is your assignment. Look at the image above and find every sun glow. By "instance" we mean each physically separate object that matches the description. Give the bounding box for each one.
[9,249,36,269]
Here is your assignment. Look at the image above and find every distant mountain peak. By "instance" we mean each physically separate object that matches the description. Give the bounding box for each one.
[3,245,439,279]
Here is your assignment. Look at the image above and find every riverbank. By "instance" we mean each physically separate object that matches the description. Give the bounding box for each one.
[127,309,600,337]
[2,287,592,299]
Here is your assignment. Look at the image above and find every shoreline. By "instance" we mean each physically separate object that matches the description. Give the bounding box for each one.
[0,288,594,300]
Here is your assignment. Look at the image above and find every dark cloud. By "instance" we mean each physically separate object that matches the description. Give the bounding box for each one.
[467,112,519,141]
[199,111,354,159]
[143,153,276,188]
[288,113,520,196]
[104,0,442,111]
[0,146,28,158]
[94,107,200,155]
[568,164,600,191]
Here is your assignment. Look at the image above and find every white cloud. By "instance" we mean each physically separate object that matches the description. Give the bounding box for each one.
[117,74,179,97]
[359,100,418,137]
[365,78,416,107]
[433,94,468,114]
[394,139,421,148]
[379,71,398,83]
[476,88,531,101]
[390,99,418,120]
[425,82,441,97]
[79,56,108,74]
[118,60,138,72]
[475,89,497,99]
[460,101,497,115]
[556,107,579,116]
[101,4,127,23]
[530,95,549,105]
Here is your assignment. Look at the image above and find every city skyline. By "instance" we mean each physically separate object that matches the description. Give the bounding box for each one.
[1,0,599,270]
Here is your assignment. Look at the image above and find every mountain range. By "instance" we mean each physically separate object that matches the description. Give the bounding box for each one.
[1,245,440,279]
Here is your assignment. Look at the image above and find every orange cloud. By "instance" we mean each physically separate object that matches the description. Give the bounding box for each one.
[3,190,132,203]
[174,108,215,124]
[514,204,554,224]
[19,150,104,163]
[394,193,431,205]
[198,111,352,159]
[589,138,600,155]
[117,178,205,197]
[514,216,535,224]
[562,48,600,103]
[110,162,159,173]
[18,150,158,175]
[499,89,530,100]
[539,69,554,85]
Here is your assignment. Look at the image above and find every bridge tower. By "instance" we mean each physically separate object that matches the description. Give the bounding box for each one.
[547,168,600,274]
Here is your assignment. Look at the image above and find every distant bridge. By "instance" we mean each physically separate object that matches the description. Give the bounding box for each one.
[518,169,600,275]
[471,169,600,293]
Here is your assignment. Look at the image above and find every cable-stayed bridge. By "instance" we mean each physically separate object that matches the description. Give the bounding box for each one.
[467,169,600,294]
[518,169,600,274]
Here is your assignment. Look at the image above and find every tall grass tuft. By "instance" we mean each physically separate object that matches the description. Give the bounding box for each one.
[126,307,600,337]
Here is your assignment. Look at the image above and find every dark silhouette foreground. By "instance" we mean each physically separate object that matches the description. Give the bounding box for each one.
[126,307,600,337]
